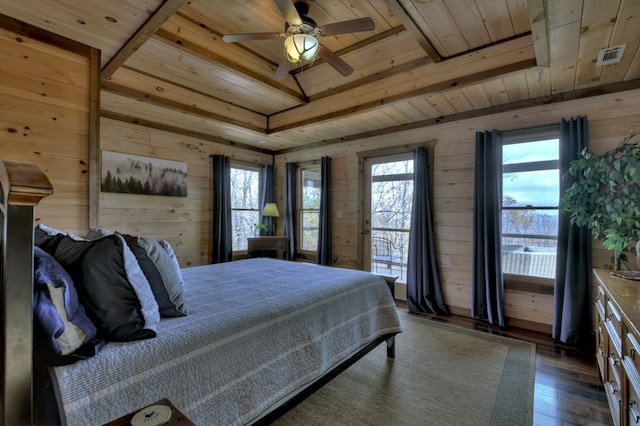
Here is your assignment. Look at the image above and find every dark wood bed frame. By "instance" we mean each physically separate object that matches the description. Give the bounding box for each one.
[0,159,396,425]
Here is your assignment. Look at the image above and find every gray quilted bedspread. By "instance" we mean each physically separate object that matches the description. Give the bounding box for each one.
[50,258,401,425]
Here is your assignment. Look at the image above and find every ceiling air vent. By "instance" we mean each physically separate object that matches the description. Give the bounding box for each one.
[596,43,627,66]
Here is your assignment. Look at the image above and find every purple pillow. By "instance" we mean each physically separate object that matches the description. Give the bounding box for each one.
[33,246,104,364]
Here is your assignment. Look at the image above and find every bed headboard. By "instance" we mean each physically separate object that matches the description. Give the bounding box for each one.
[0,160,53,425]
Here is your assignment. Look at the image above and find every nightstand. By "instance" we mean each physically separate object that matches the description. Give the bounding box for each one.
[247,236,289,259]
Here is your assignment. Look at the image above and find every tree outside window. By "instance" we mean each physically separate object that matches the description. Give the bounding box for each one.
[370,159,413,282]
[230,165,260,251]
[300,167,320,251]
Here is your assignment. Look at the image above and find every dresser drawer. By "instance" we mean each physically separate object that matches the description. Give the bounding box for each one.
[609,350,623,395]
[626,332,640,381]
[606,300,623,356]
[597,284,607,308]
[597,318,607,378]
[628,378,640,425]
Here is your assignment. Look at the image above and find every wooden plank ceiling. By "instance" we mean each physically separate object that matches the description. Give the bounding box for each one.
[2,0,640,152]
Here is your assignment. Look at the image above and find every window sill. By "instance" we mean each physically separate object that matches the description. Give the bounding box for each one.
[503,273,554,295]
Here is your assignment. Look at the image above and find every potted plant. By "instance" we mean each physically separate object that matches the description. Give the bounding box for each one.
[252,223,268,237]
[560,134,640,271]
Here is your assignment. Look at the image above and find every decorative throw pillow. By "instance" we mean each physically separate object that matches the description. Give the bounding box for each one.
[33,246,105,364]
[136,237,189,317]
[52,234,160,342]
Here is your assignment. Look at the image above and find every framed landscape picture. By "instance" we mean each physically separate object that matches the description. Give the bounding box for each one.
[101,151,187,197]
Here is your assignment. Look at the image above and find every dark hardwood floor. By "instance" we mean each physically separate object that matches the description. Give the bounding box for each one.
[396,303,613,426]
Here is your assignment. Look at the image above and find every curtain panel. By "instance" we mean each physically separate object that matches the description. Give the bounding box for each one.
[259,164,275,236]
[553,116,592,347]
[471,130,505,326]
[406,147,448,314]
[211,155,232,263]
[316,156,332,265]
[284,162,298,260]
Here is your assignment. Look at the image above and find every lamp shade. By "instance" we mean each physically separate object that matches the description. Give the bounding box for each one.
[262,202,280,217]
[284,34,319,64]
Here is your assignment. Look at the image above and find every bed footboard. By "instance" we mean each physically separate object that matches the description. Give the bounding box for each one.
[0,160,53,425]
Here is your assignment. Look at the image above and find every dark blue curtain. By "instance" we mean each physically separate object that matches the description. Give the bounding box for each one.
[259,164,275,236]
[471,130,505,326]
[553,116,592,347]
[316,156,331,265]
[211,155,232,263]
[284,162,298,260]
[407,147,448,314]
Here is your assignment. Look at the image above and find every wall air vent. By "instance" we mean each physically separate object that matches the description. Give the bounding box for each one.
[596,43,627,66]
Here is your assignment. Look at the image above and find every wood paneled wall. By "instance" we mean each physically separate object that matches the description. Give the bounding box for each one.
[274,88,640,330]
[0,24,91,236]
[98,118,272,266]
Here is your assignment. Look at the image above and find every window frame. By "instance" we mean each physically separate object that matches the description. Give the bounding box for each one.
[230,161,261,254]
[297,164,321,254]
[500,126,560,286]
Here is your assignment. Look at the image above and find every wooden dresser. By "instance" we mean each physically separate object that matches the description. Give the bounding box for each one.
[593,269,640,426]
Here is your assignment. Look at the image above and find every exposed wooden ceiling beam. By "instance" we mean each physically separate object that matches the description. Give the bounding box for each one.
[275,78,640,154]
[527,0,550,67]
[269,58,537,133]
[102,81,268,134]
[269,35,536,132]
[153,29,307,104]
[101,0,189,81]
[382,0,442,62]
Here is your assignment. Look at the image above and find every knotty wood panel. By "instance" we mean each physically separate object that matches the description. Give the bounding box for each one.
[99,118,273,266]
[0,25,90,236]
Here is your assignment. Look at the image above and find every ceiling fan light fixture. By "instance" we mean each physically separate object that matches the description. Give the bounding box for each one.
[284,33,319,64]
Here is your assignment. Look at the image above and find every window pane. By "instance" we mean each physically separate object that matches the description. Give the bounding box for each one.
[371,180,413,229]
[502,209,558,239]
[503,169,559,207]
[232,210,259,250]
[231,166,260,251]
[372,160,413,176]
[503,139,559,164]
[301,211,318,251]
[302,169,320,209]
[230,168,260,209]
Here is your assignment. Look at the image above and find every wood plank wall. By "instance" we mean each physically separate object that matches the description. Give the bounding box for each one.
[3,21,640,331]
[98,118,272,267]
[0,24,91,235]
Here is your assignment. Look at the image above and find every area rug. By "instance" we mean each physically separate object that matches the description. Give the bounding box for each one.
[274,310,535,425]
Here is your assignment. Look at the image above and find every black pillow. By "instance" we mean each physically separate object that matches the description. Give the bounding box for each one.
[51,234,160,342]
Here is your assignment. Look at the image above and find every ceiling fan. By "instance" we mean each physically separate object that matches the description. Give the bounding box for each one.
[222,0,375,80]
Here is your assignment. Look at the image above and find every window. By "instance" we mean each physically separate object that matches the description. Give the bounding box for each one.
[501,129,560,279]
[299,166,320,251]
[230,164,260,251]
[369,155,413,283]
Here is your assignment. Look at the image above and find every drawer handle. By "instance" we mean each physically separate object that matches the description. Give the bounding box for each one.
[631,400,640,424]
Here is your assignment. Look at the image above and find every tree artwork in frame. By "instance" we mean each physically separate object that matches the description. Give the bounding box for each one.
[101,151,187,197]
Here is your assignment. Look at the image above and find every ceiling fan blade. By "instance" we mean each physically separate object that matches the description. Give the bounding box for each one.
[318,45,353,76]
[318,17,375,36]
[274,58,292,80]
[273,0,302,26]
[223,33,281,43]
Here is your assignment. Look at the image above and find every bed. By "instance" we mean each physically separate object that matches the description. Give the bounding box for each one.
[0,159,401,425]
